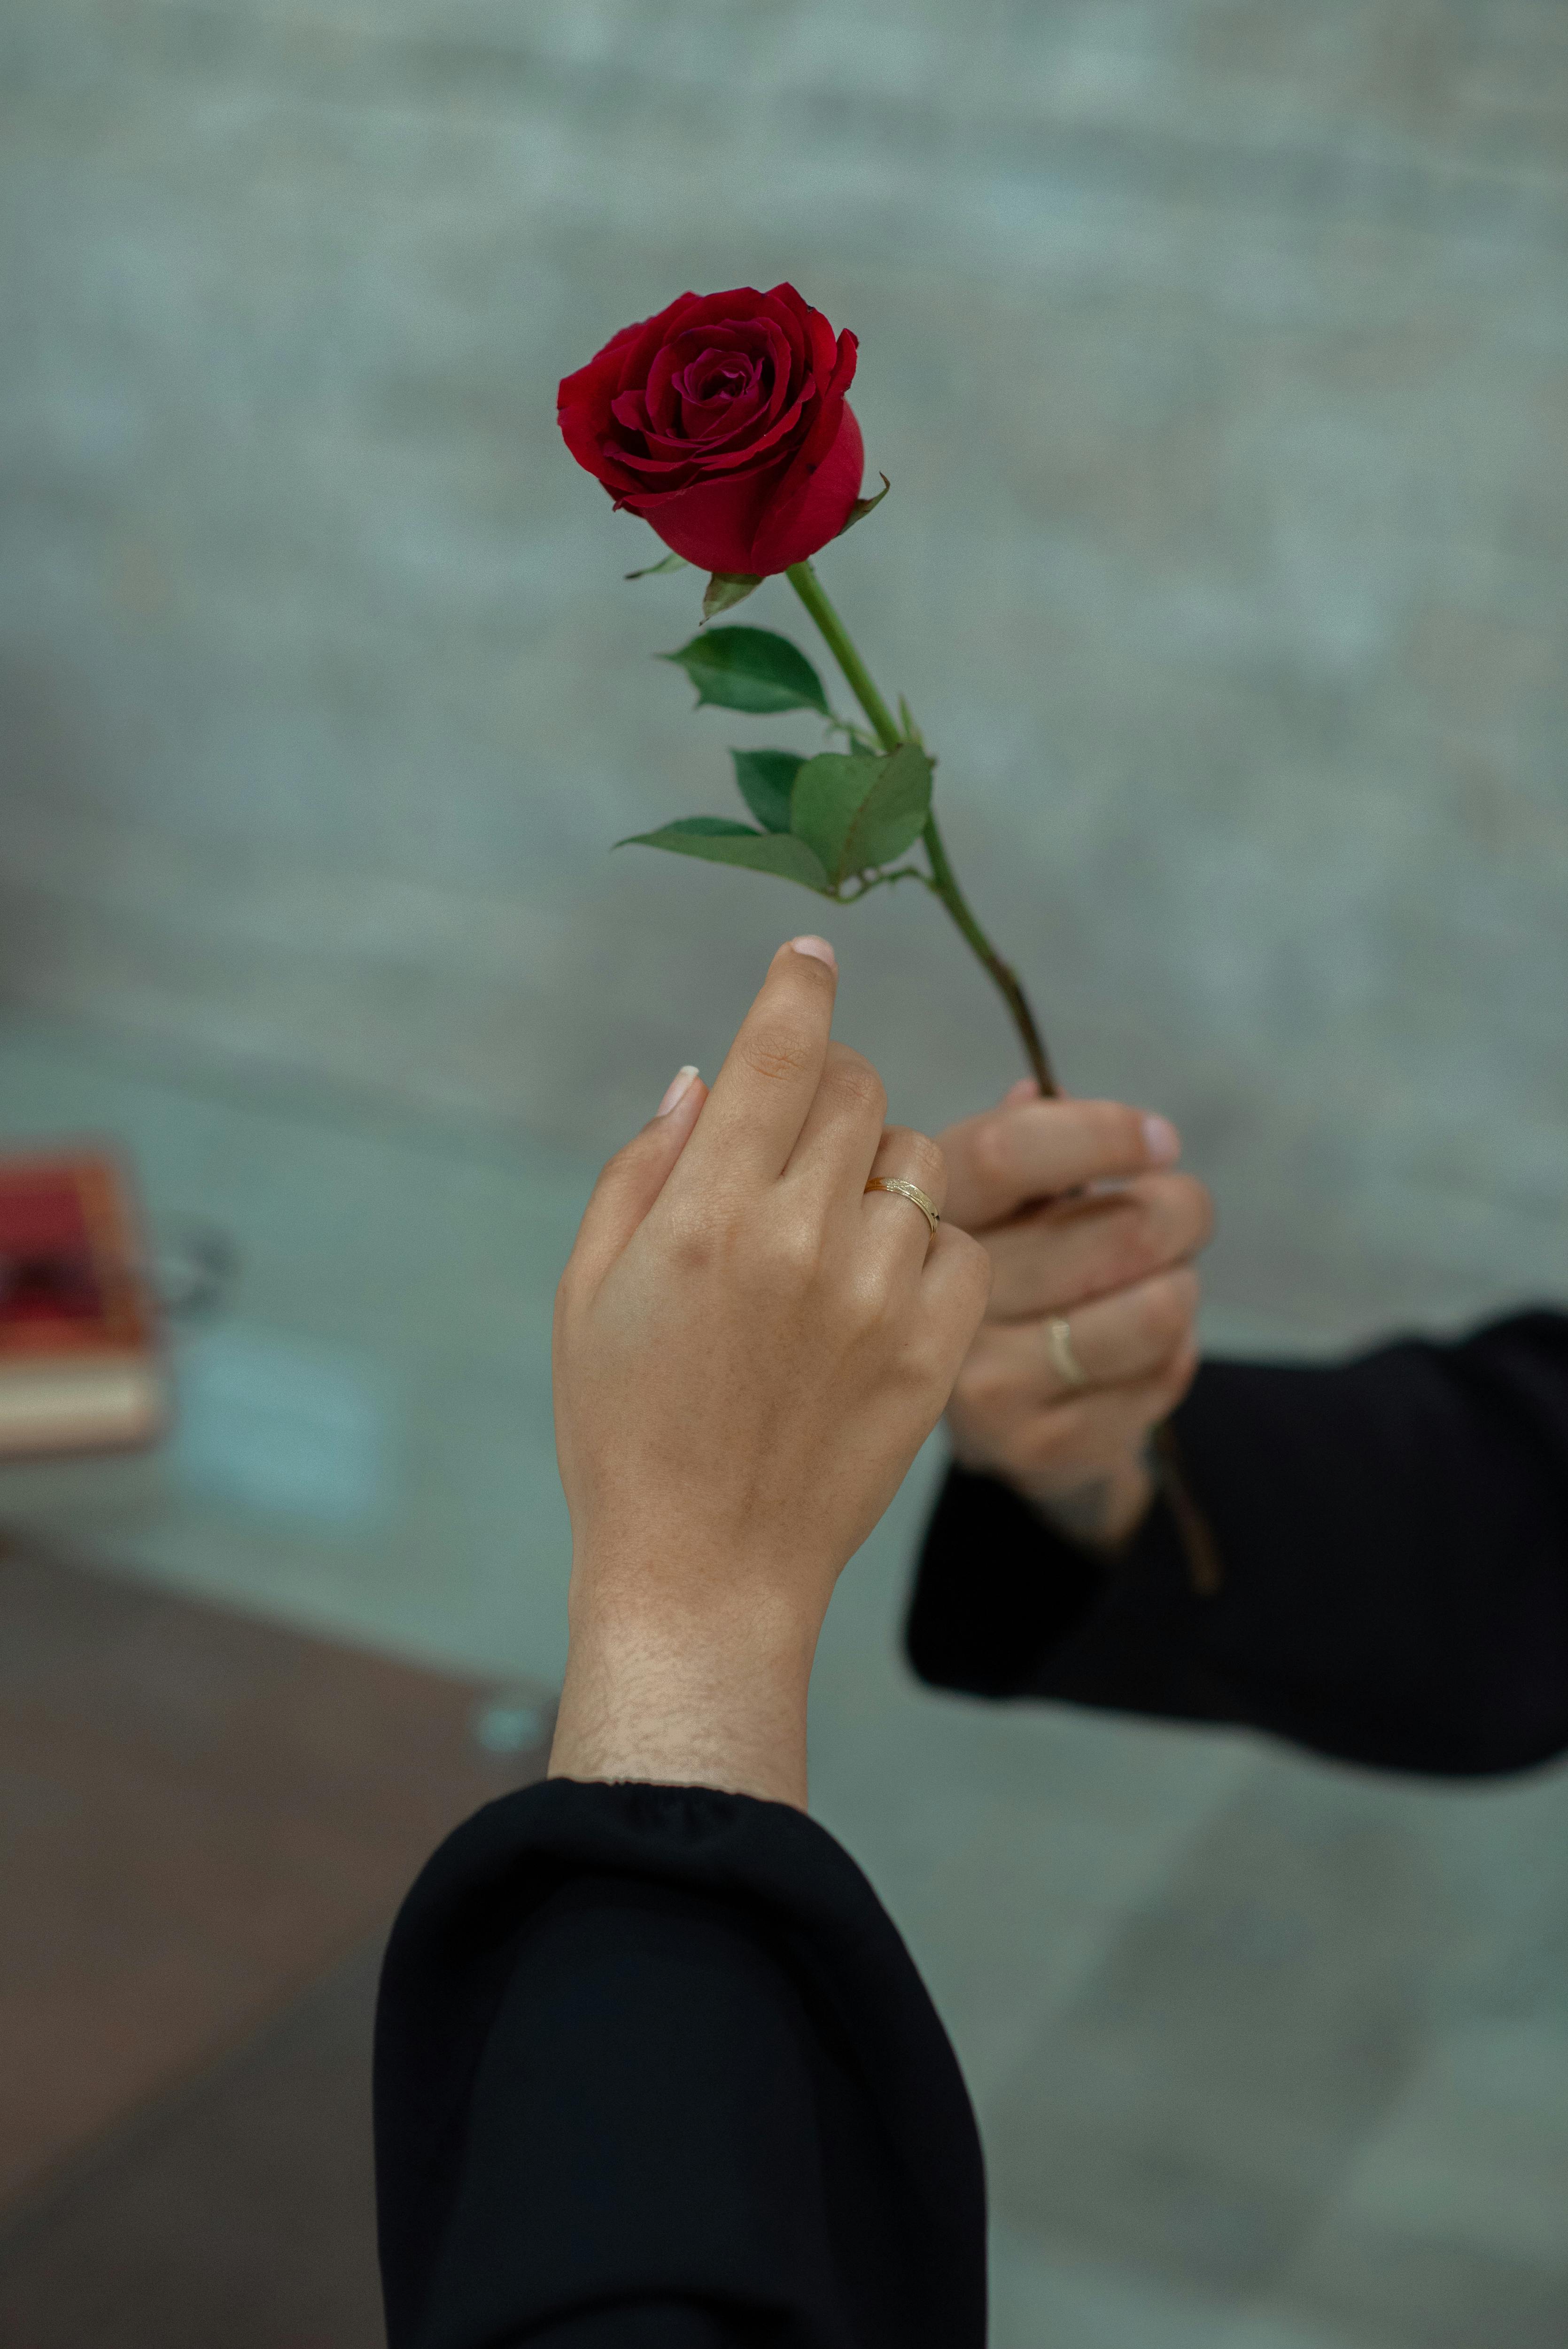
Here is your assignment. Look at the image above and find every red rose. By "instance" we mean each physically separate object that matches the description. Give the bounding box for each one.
[558,283,863,577]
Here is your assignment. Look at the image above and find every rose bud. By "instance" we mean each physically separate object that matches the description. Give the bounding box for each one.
[558,282,865,578]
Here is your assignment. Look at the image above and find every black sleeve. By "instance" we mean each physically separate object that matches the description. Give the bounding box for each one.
[906,1309,1568,1779]
[373,1776,985,2349]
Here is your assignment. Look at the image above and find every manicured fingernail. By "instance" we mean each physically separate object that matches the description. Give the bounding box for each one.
[1143,1113,1180,1164]
[789,934,836,970]
[656,1065,699,1117]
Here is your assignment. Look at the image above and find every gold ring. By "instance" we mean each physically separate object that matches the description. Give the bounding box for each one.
[1047,1316,1090,1389]
[865,1175,940,1240]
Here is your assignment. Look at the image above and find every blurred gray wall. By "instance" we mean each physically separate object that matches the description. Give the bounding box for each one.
[4,0,1567,1344]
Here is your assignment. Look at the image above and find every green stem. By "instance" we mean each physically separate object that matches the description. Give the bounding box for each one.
[921,810,1057,1095]
[785,560,1057,1095]
[785,560,902,750]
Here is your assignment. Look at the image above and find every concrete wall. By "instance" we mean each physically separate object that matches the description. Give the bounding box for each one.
[4,0,1568,1342]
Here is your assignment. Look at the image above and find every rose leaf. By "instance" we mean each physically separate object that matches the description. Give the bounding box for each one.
[660,627,831,717]
[730,749,804,833]
[702,571,764,621]
[616,817,831,893]
[625,551,690,580]
[837,472,891,538]
[789,743,933,888]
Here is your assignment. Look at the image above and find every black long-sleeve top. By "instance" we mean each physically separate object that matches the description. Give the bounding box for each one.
[374,1776,986,2349]
[908,1309,1568,1778]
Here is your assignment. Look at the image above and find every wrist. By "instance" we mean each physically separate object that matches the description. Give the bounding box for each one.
[549,1576,821,1810]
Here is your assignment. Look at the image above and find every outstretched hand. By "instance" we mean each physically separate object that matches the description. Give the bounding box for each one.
[550,938,992,1807]
[937,1079,1213,1548]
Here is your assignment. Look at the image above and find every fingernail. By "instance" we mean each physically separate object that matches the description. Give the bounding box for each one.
[789,935,836,970]
[1003,1078,1039,1105]
[656,1064,699,1117]
[1143,1113,1180,1164]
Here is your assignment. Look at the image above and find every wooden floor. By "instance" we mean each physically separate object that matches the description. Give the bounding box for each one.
[0,1536,546,2346]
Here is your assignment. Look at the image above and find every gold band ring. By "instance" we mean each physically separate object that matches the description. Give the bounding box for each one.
[1047,1316,1090,1389]
[865,1175,941,1240]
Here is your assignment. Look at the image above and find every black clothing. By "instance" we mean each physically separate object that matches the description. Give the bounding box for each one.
[375,1775,985,2349]
[908,1310,1568,1779]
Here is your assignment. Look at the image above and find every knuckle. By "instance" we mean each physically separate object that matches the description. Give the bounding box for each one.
[765,1210,826,1284]
[1079,1198,1160,1293]
[1142,1266,1199,1349]
[884,1125,946,1190]
[663,1200,722,1273]
[665,1182,755,1271]
[896,1325,943,1388]
[1147,1170,1213,1250]
[743,1023,813,1086]
[825,1047,887,1121]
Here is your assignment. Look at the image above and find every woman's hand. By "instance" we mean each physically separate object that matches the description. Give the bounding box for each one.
[938,1081,1213,1548]
[549,937,992,1808]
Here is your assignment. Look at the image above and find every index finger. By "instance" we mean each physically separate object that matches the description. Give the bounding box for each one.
[683,936,840,1182]
[939,1096,1182,1232]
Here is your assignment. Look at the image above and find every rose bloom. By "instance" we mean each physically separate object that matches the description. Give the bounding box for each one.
[558,282,863,576]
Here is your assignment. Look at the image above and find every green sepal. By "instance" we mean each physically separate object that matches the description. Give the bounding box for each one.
[838,473,891,537]
[617,816,831,893]
[730,748,804,833]
[625,550,689,580]
[789,742,932,888]
[702,571,764,621]
[660,627,831,716]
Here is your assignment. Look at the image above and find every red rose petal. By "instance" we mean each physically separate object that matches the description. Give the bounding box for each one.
[559,286,861,571]
[619,466,779,574]
[750,399,864,572]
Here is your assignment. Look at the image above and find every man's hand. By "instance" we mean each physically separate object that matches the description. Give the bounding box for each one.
[938,1079,1213,1549]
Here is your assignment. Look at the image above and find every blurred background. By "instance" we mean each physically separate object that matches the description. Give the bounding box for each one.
[2,1,1566,2342]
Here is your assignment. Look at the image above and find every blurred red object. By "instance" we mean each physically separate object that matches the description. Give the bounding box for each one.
[0,1150,166,1457]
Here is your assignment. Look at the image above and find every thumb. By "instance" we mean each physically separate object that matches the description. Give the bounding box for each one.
[568,1065,707,1288]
